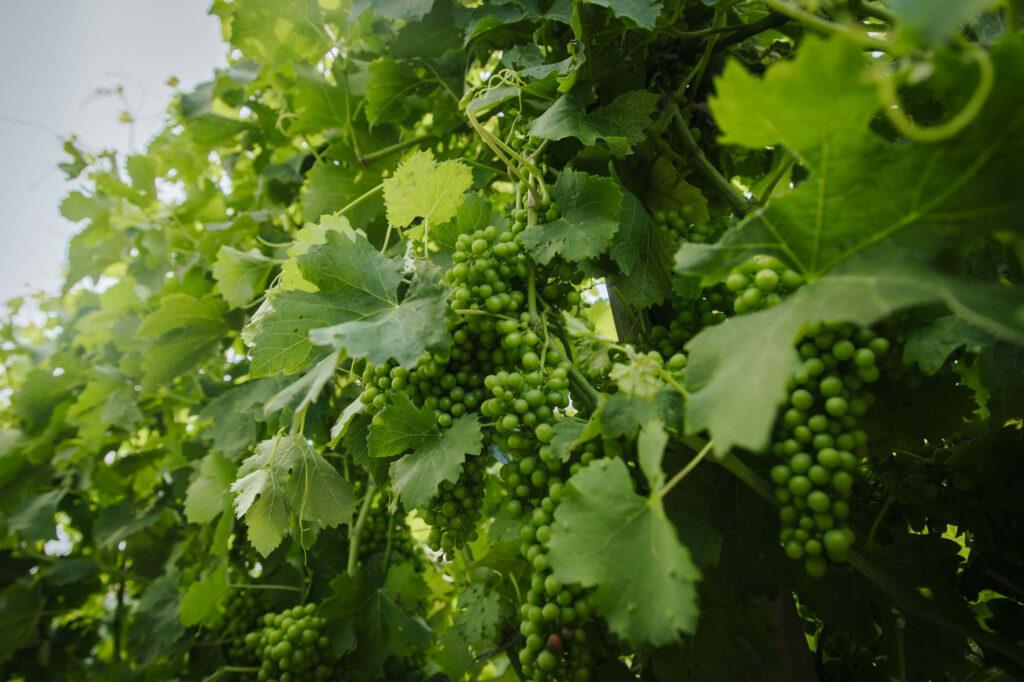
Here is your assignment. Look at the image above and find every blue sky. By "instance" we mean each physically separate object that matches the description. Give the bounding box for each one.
[0,1,225,301]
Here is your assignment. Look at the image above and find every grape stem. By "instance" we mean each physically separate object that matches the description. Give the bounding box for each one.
[347,481,377,576]
[227,583,303,592]
[656,439,714,497]
[338,182,384,216]
[666,104,753,218]
[686,436,1024,668]
[567,367,600,415]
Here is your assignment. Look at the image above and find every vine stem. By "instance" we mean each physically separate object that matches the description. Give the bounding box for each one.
[762,0,893,51]
[692,436,1024,668]
[874,42,994,143]
[567,367,599,416]
[359,131,435,165]
[347,481,377,576]
[667,104,753,218]
[339,182,384,216]
[656,440,714,497]
[227,582,303,592]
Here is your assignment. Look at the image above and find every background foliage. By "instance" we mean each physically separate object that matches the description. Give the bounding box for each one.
[1,0,1023,680]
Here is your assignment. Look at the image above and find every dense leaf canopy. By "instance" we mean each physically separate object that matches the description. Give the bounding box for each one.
[1,1,1023,681]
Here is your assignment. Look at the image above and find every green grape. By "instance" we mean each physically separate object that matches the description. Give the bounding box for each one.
[766,322,889,576]
[253,604,336,681]
[221,584,265,666]
[726,254,803,314]
[424,454,486,555]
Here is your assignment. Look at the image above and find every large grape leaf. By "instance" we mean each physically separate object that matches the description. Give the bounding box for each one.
[231,433,356,556]
[216,0,327,65]
[242,226,401,376]
[310,261,452,368]
[137,294,230,392]
[280,213,351,292]
[529,90,658,156]
[389,415,483,509]
[548,458,701,646]
[367,394,438,459]
[679,36,1024,281]
[322,562,432,679]
[684,251,1024,455]
[382,150,473,229]
[519,170,623,264]
[291,63,346,134]
[365,58,421,126]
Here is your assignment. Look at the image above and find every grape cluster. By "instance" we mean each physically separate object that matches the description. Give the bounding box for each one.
[511,441,604,681]
[221,587,265,666]
[358,493,419,566]
[652,207,718,243]
[245,604,336,681]
[648,285,732,358]
[422,454,487,554]
[725,254,804,314]
[768,322,891,576]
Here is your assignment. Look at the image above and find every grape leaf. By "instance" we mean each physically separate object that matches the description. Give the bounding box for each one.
[184,453,236,524]
[301,156,385,226]
[281,213,351,292]
[310,261,452,368]
[383,150,473,229]
[684,251,1024,455]
[365,58,420,126]
[231,433,356,556]
[128,571,184,665]
[637,419,668,490]
[587,0,663,29]
[681,37,1024,280]
[528,90,658,156]
[93,503,166,548]
[453,582,505,651]
[322,562,432,679]
[550,418,586,462]
[66,366,143,448]
[367,394,438,459]
[265,350,341,415]
[0,580,42,663]
[199,379,288,458]
[243,227,400,376]
[179,563,228,627]
[137,294,230,392]
[351,0,435,21]
[8,488,64,542]
[390,415,483,509]
[609,190,673,310]
[519,170,623,264]
[212,246,274,308]
[890,0,996,46]
[548,458,701,645]
[291,63,346,134]
[904,315,994,375]
[218,0,327,65]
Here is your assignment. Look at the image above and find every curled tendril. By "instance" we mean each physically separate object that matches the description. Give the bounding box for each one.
[875,43,994,143]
